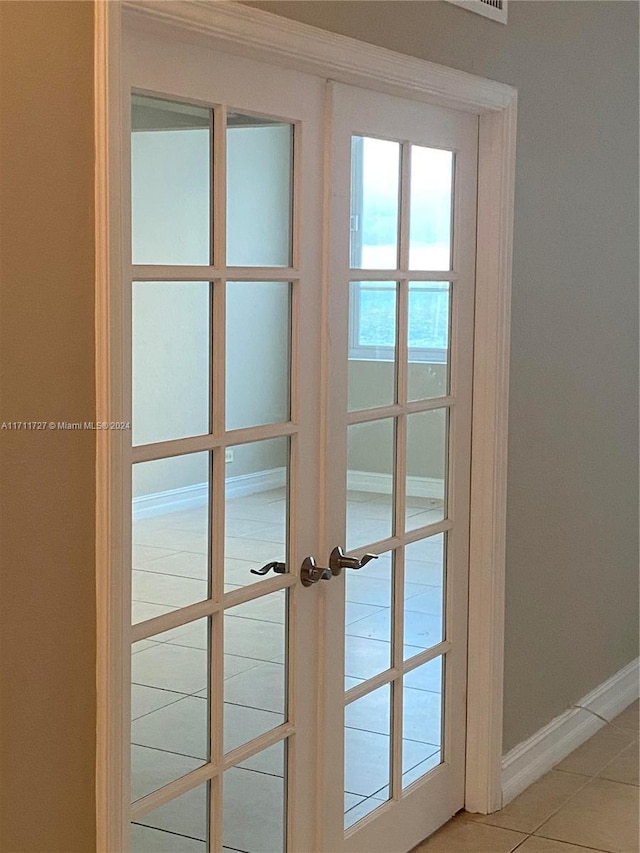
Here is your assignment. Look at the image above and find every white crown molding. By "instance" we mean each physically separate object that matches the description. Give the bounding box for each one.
[123,0,516,113]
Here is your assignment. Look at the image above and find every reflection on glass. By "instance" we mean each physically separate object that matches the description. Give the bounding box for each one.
[409,145,453,271]
[224,741,286,853]
[224,592,287,753]
[346,419,395,551]
[345,551,393,685]
[226,282,290,430]
[406,409,447,533]
[402,657,443,788]
[348,281,396,412]
[404,535,445,660]
[131,95,211,266]
[131,782,209,850]
[133,282,210,446]
[344,684,391,828]
[351,136,400,270]
[132,453,210,625]
[131,619,210,802]
[224,438,288,591]
[408,283,450,402]
[227,114,293,267]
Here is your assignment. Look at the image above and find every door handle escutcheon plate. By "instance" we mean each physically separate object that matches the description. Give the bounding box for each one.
[300,556,332,587]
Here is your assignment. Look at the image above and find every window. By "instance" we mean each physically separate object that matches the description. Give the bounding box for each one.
[349,281,449,362]
[349,136,452,363]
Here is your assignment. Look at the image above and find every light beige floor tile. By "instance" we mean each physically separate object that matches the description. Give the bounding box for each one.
[132,696,208,760]
[516,836,609,852]
[137,550,208,580]
[131,684,186,720]
[535,777,640,853]
[224,517,274,538]
[131,643,208,694]
[406,508,446,530]
[131,823,206,852]
[231,591,286,624]
[132,600,173,625]
[598,742,639,786]
[554,724,635,776]
[136,783,207,842]
[224,660,284,714]
[412,814,526,852]
[224,535,285,563]
[131,743,204,802]
[132,569,208,611]
[345,794,388,828]
[404,586,443,616]
[135,527,208,554]
[224,614,285,662]
[465,769,588,834]
[223,764,285,852]
[133,543,179,565]
[223,702,283,753]
[611,700,639,736]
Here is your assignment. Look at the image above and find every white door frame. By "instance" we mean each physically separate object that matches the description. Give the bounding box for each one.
[95,2,517,850]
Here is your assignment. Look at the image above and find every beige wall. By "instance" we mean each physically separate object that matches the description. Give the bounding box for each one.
[248,0,640,751]
[0,3,96,851]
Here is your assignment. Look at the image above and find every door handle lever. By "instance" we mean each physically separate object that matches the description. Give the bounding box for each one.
[300,556,332,587]
[250,560,286,576]
[329,546,378,576]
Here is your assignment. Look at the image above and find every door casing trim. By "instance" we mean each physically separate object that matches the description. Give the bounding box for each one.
[95,2,516,848]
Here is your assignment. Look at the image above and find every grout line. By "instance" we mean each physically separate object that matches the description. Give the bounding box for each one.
[132,821,208,845]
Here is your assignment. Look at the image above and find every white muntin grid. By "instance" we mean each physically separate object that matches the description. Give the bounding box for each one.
[127,93,302,850]
[342,134,458,824]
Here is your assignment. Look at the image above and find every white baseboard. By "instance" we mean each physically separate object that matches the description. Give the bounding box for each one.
[133,481,208,519]
[224,466,286,499]
[501,657,640,805]
[348,470,444,499]
[133,467,286,518]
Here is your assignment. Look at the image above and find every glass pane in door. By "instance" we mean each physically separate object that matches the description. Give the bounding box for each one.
[223,740,287,853]
[131,618,210,801]
[226,281,291,430]
[227,114,293,267]
[224,437,288,590]
[404,534,445,660]
[346,418,395,550]
[402,657,443,788]
[408,145,453,271]
[406,409,447,532]
[133,281,211,446]
[345,550,394,685]
[132,452,210,624]
[350,136,401,270]
[344,684,391,828]
[224,591,287,753]
[407,282,450,402]
[348,281,397,412]
[131,95,211,266]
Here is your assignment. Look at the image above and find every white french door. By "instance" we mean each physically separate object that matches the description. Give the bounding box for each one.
[121,21,477,853]
[321,84,477,853]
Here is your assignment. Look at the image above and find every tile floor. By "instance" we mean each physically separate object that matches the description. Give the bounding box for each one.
[412,700,640,853]
[130,481,447,851]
